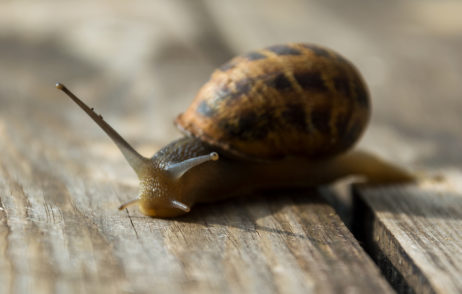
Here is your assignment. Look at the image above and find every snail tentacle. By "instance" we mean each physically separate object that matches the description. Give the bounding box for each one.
[170,200,191,212]
[166,152,219,180]
[118,198,140,210]
[56,83,150,177]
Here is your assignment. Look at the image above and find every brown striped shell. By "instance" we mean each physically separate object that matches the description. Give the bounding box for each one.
[175,43,370,160]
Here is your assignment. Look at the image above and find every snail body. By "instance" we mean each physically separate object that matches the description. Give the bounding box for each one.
[57,43,413,218]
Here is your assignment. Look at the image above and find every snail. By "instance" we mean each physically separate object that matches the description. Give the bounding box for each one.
[56,43,414,218]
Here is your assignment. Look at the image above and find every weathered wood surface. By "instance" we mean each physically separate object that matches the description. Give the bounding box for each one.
[353,177,462,294]
[0,0,461,293]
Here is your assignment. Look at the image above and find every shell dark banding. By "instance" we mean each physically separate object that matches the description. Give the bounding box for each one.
[176,43,370,159]
[218,109,278,141]
[311,108,332,134]
[301,44,331,58]
[293,72,328,92]
[281,103,309,133]
[333,75,351,97]
[219,61,236,72]
[196,101,216,117]
[244,51,267,61]
[268,73,293,91]
[266,44,302,56]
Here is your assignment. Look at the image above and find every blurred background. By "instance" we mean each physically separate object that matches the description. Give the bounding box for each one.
[1,0,462,172]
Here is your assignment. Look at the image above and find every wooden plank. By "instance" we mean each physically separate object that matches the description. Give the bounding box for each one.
[353,176,462,293]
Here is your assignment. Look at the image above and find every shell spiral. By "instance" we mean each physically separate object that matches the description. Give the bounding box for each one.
[176,43,370,160]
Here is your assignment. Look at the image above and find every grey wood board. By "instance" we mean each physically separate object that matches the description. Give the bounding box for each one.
[354,178,462,294]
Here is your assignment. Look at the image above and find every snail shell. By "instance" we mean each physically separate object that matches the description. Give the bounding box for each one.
[176,43,370,159]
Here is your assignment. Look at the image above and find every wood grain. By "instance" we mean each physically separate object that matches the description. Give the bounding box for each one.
[353,178,462,294]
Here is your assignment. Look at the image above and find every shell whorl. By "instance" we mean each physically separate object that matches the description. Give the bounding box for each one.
[175,43,370,160]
